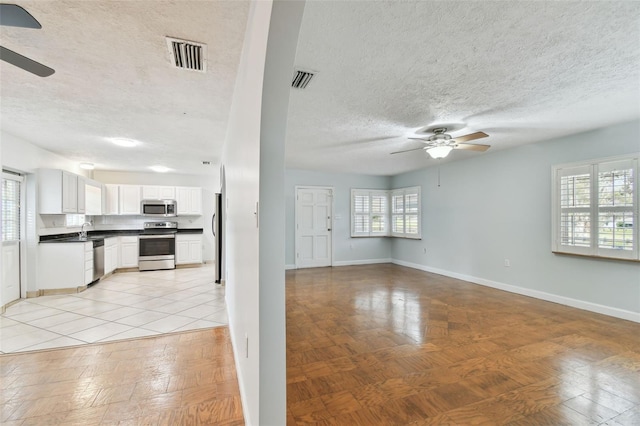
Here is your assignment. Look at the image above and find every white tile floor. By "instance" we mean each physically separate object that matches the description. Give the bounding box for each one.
[0,264,227,354]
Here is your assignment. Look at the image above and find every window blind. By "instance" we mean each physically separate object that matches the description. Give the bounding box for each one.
[552,155,638,260]
[2,176,20,242]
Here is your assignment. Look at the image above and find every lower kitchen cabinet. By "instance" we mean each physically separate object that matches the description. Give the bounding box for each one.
[119,236,139,268]
[38,242,93,290]
[176,234,203,265]
[104,237,118,274]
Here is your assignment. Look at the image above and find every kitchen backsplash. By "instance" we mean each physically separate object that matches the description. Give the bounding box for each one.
[38,214,204,236]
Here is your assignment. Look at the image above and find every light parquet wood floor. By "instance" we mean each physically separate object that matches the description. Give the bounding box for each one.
[286,264,640,425]
[0,327,243,425]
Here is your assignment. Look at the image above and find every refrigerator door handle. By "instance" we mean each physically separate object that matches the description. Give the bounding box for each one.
[212,213,215,237]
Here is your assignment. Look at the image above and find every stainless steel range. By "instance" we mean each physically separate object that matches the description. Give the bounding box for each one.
[139,221,177,271]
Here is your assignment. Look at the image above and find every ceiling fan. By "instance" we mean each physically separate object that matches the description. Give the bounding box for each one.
[0,3,55,77]
[391,127,490,159]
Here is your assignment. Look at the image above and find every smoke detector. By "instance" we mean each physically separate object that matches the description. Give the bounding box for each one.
[166,37,207,73]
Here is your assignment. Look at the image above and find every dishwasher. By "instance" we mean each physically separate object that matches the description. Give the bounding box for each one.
[93,239,105,282]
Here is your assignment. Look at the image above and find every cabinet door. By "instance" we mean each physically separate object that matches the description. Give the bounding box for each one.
[119,237,139,268]
[77,176,86,214]
[175,240,190,264]
[141,186,159,200]
[188,240,202,263]
[176,187,191,215]
[190,188,202,215]
[104,184,119,215]
[159,186,176,200]
[62,171,78,213]
[120,185,141,215]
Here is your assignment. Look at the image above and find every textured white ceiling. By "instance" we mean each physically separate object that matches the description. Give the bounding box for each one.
[1,1,639,177]
[286,1,640,175]
[0,0,249,175]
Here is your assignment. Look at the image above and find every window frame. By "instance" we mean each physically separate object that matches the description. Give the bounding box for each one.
[551,154,639,261]
[350,189,389,237]
[350,186,421,239]
[390,186,421,239]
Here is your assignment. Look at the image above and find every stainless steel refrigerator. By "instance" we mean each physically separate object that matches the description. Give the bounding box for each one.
[213,193,223,283]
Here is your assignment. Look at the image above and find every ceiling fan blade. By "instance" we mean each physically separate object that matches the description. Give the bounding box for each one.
[0,4,41,28]
[454,143,491,152]
[391,146,425,155]
[452,131,488,143]
[0,46,54,77]
[408,136,429,141]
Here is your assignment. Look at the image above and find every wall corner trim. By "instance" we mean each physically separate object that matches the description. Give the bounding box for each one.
[332,258,392,267]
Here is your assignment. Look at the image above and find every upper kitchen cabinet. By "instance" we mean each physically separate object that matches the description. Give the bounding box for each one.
[103,184,119,215]
[142,185,176,200]
[38,169,85,214]
[84,180,102,216]
[103,184,141,215]
[120,185,142,215]
[176,187,202,215]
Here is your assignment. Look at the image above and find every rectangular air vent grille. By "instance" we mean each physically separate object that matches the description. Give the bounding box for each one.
[166,37,207,73]
[292,69,315,89]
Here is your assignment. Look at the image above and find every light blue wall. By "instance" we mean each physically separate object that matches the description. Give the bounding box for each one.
[391,120,640,316]
[284,169,392,267]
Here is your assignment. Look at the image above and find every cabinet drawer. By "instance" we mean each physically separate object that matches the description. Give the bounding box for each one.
[85,259,93,271]
[84,268,93,284]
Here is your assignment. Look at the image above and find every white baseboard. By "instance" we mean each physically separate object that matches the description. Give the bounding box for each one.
[391,259,640,324]
[332,258,392,267]
[285,264,296,270]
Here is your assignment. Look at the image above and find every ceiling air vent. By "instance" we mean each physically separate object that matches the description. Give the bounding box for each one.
[166,37,207,73]
[291,69,315,89]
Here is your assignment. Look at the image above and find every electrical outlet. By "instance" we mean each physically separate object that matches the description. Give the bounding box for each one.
[504,259,510,267]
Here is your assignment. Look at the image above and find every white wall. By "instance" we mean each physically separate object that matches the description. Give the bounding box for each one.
[94,170,218,261]
[1,131,88,176]
[220,2,271,425]
[221,1,304,423]
[285,168,392,267]
[258,1,305,423]
[391,120,640,321]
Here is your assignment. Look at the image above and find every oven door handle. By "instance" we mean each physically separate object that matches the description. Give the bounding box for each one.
[139,234,176,239]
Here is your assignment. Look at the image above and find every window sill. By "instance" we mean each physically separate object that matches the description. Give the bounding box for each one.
[552,251,640,263]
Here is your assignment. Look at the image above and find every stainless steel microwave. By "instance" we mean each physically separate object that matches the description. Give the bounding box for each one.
[141,199,177,217]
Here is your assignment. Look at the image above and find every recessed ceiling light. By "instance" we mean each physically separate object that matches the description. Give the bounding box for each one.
[79,162,95,170]
[149,165,171,173]
[107,137,140,147]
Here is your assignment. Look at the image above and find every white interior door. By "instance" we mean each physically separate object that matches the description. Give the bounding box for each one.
[2,172,22,305]
[295,187,333,268]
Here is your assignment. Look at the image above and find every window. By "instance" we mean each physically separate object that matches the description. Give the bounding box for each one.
[391,187,421,239]
[351,189,388,237]
[351,186,420,239]
[552,155,638,260]
[2,172,22,242]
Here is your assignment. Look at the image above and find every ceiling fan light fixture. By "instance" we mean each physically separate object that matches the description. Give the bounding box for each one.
[426,145,453,159]
[149,165,171,173]
[108,137,140,148]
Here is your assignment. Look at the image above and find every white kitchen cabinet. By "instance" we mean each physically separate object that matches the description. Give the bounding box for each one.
[38,241,93,290]
[119,236,139,268]
[85,181,102,216]
[104,184,119,215]
[38,169,86,214]
[104,237,118,274]
[84,242,93,284]
[176,187,202,215]
[142,185,176,200]
[120,185,141,215]
[175,233,203,265]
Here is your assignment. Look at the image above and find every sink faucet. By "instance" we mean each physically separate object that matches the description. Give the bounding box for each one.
[79,222,92,239]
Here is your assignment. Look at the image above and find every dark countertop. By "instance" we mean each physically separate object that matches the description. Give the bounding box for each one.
[39,228,204,243]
